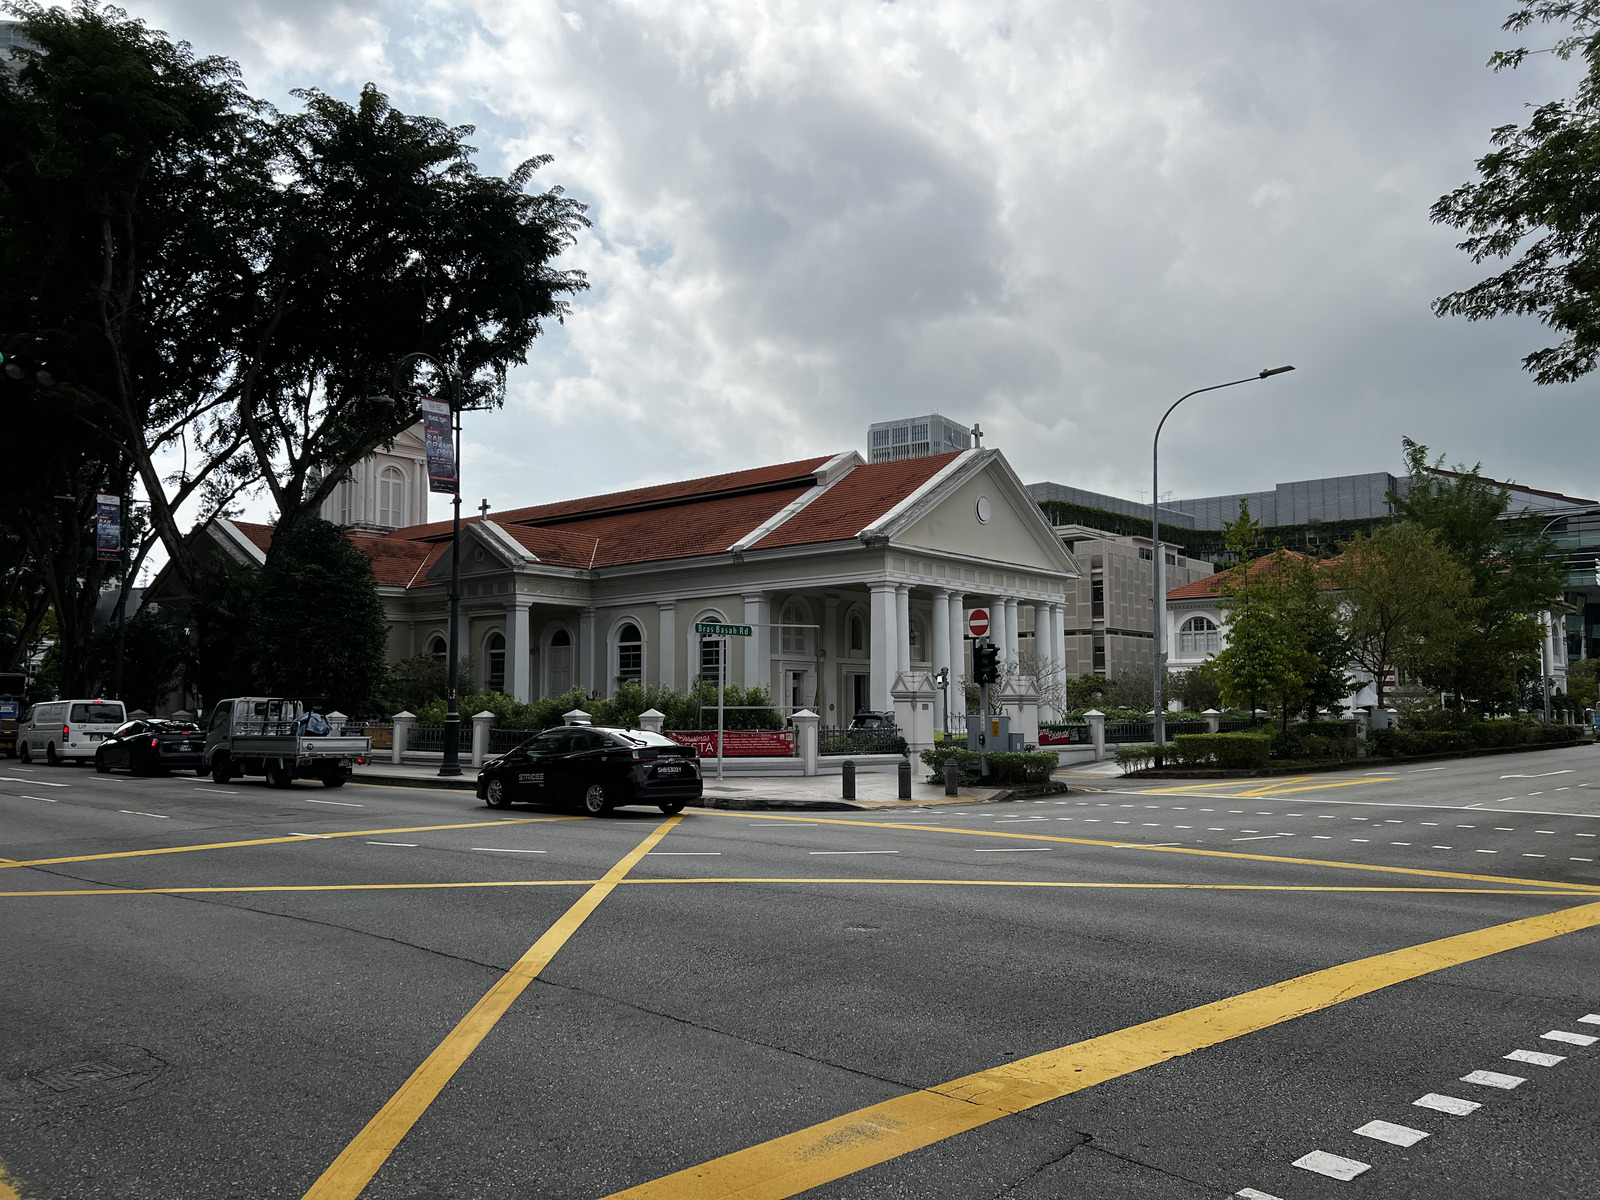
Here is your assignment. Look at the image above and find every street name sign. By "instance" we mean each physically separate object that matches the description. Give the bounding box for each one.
[967,608,990,638]
[695,622,753,637]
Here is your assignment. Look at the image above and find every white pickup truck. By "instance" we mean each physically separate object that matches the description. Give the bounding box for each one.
[203,697,371,788]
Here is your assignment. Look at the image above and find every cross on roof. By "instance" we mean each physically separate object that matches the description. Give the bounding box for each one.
[478,498,490,521]
[970,422,983,448]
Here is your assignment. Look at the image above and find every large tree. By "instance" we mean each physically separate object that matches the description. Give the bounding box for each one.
[1329,522,1478,712]
[0,1,587,588]
[1389,439,1564,708]
[1432,0,1600,382]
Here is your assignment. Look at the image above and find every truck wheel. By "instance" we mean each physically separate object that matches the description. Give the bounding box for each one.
[265,761,292,789]
[46,743,58,767]
[211,756,233,785]
[18,741,31,764]
[485,779,511,809]
[580,783,611,816]
[321,774,346,789]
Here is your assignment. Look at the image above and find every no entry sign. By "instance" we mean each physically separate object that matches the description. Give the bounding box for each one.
[967,608,990,638]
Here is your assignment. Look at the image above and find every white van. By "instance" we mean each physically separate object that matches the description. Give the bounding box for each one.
[18,699,128,766]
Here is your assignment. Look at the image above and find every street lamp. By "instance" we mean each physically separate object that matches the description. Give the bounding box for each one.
[391,353,490,777]
[1151,366,1295,749]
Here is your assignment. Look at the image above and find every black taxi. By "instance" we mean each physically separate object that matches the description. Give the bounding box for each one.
[477,725,702,815]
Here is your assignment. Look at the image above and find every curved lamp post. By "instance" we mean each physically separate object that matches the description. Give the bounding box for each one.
[1151,366,1295,748]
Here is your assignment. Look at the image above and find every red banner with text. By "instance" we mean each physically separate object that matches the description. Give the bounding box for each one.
[666,730,795,758]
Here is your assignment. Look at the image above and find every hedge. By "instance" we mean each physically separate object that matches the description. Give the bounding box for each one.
[919,746,1058,785]
[1172,731,1272,769]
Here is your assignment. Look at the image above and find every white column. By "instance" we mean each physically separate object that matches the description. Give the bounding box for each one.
[895,584,911,676]
[1004,597,1020,665]
[505,593,532,702]
[821,595,839,721]
[743,592,768,690]
[989,597,1008,664]
[870,582,896,712]
[931,588,951,680]
[1052,602,1069,709]
[578,608,595,693]
[949,592,966,690]
[1034,603,1053,708]
[657,601,676,689]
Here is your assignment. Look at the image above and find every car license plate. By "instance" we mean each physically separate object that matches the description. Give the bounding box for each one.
[180,743,193,751]
[657,765,681,775]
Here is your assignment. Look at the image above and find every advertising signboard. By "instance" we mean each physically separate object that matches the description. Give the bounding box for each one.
[96,494,121,563]
[421,398,456,494]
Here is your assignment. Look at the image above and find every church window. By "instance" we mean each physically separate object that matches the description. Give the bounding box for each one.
[378,465,405,527]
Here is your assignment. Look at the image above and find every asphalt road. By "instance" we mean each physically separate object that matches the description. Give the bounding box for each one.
[1,745,1598,1200]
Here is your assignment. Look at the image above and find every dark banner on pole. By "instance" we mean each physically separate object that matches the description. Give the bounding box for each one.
[96,493,121,563]
[421,398,456,494]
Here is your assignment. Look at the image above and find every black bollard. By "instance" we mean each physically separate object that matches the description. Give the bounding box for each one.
[944,757,959,796]
[842,759,856,800]
[898,756,912,800]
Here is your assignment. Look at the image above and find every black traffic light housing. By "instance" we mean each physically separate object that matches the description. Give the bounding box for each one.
[973,642,1000,685]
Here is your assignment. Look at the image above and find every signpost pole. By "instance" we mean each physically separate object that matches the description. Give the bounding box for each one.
[717,635,726,780]
[978,636,991,779]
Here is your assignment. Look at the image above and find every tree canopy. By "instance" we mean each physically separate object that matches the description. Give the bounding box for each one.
[1432,0,1600,382]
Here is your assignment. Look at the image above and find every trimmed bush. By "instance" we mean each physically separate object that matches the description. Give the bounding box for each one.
[1115,744,1159,773]
[1525,724,1583,745]
[1469,719,1527,748]
[1369,728,1471,757]
[920,746,977,780]
[921,746,1057,785]
[1171,731,1272,769]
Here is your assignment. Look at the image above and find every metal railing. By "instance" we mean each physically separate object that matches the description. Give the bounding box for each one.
[490,727,536,754]
[819,726,907,756]
[1103,720,1154,744]
[409,724,446,752]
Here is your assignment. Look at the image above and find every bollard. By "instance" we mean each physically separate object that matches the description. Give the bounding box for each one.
[842,759,856,800]
[944,757,959,797]
[898,756,912,800]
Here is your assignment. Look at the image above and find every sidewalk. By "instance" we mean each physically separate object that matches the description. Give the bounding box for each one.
[350,759,1015,809]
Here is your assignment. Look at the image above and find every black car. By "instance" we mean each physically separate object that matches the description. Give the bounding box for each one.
[94,719,207,775]
[477,725,702,815]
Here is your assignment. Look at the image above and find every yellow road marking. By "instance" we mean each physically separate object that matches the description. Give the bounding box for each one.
[300,814,683,1200]
[605,898,1600,1199]
[1241,778,1399,796]
[2,879,1591,900]
[0,816,581,871]
[0,1153,21,1200]
[703,810,1600,894]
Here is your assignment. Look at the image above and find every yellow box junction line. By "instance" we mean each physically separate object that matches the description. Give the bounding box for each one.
[0,816,580,871]
[299,814,683,1200]
[604,899,1600,1200]
[703,810,1600,894]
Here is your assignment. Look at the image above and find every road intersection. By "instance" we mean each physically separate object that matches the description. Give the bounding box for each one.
[1,746,1597,1198]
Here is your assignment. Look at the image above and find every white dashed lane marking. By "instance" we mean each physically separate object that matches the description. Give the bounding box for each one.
[1461,1070,1525,1089]
[1234,1190,1283,1200]
[1541,1030,1598,1047]
[366,841,416,847]
[1414,1093,1480,1116]
[1293,1150,1370,1181]
[119,810,169,819]
[471,848,546,854]
[1505,1049,1565,1066]
[1354,1119,1429,1147]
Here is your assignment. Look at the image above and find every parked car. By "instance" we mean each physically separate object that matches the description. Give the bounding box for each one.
[17,698,128,765]
[848,710,897,730]
[93,719,206,775]
[477,726,702,815]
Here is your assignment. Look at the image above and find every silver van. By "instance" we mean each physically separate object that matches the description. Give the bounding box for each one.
[19,699,128,766]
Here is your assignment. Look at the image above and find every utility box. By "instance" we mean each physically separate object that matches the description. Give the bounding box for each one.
[1008,732,1025,751]
[966,713,1010,755]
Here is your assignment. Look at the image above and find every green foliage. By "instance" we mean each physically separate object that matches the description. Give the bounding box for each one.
[1570,659,1599,709]
[250,519,389,716]
[1170,731,1273,769]
[377,652,455,716]
[920,746,1056,785]
[1174,659,1223,712]
[1432,1,1600,384]
[1064,673,1109,710]
[1388,441,1562,710]
[1114,744,1160,773]
[920,745,977,781]
[1369,728,1473,757]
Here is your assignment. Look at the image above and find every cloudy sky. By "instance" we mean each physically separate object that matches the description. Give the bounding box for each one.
[125,0,1597,522]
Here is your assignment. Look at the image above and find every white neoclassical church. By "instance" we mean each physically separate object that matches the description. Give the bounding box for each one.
[186,422,1085,725]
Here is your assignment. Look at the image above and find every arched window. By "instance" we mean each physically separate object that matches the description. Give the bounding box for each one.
[909,615,925,661]
[616,622,642,685]
[547,628,572,695]
[377,464,405,527]
[1179,615,1219,655]
[848,612,866,656]
[428,635,447,661]
[780,599,808,654]
[486,631,506,693]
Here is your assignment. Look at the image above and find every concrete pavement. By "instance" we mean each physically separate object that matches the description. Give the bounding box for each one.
[1,746,1597,1198]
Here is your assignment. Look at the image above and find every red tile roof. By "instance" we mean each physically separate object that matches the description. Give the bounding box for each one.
[1166,550,1340,601]
[229,520,275,553]
[358,537,443,589]
[753,453,961,549]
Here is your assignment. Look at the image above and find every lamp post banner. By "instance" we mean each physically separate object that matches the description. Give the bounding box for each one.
[95,493,121,562]
[421,398,457,494]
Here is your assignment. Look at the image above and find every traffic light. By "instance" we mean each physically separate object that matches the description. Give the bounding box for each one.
[0,351,55,386]
[973,642,1000,685]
